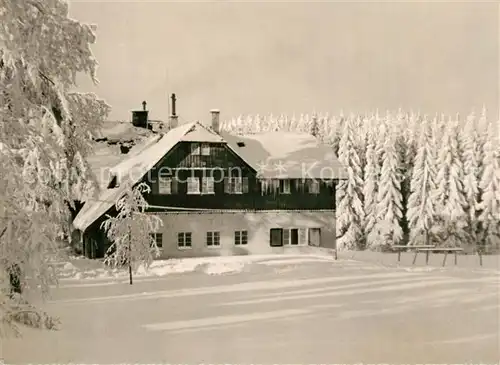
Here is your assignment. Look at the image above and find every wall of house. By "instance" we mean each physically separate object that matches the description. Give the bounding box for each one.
[153,210,336,258]
[144,141,337,210]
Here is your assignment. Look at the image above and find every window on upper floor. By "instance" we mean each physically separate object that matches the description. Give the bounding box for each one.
[280,180,291,194]
[224,177,249,194]
[191,143,200,155]
[308,179,320,194]
[187,177,200,194]
[158,177,172,194]
[201,176,215,194]
[201,143,210,156]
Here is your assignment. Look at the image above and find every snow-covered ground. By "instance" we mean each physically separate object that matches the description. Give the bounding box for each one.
[5,255,499,363]
[56,250,500,285]
[56,253,336,282]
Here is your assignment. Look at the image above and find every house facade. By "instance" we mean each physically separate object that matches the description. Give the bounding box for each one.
[73,105,348,259]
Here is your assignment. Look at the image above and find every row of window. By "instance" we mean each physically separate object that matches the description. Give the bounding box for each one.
[151,228,316,249]
[158,177,320,195]
[151,231,249,249]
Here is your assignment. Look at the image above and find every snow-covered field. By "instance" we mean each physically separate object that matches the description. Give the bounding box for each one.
[56,253,336,282]
[4,254,499,363]
[56,250,500,284]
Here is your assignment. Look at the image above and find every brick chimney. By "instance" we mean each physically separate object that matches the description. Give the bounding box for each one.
[210,109,220,133]
[131,101,149,128]
[169,93,178,129]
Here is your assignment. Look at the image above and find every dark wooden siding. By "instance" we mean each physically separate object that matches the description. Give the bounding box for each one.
[142,141,337,211]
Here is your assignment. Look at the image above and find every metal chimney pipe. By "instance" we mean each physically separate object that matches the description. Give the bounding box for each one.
[171,93,176,116]
[169,93,178,129]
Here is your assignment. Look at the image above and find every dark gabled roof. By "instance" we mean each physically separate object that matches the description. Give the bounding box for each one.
[74,122,347,232]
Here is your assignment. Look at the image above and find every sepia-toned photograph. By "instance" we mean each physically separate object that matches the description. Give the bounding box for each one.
[1,0,499,363]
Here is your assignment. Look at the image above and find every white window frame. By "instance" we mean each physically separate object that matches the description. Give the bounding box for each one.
[201,143,210,156]
[191,143,201,155]
[282,228,307,246]
[177,232,192,249]
[309,179,320,194]
[206,231,220,247]
[283,228,291,245]
[158,177,172,195]
[225,177,248,194]
[187,177,200,194]
[298,228,308,246]
[150,233,163,248]
[234,230,248,245]
[281,179,291,194]
[201,176,215,194]
[232,177,243,194]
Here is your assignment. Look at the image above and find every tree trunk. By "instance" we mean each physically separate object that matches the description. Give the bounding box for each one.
[128,227,133,285]
[128,260,133,285]
[9,263,22,298]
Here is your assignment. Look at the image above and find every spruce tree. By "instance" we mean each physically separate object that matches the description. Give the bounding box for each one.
[407,116,437,246]
[309,113,320,138]
[371,121,403,249]
[363,115,380,248]
[478,119,500,253]
[336,115,364,250]
[432,117,467,247]
[461,111,484,247]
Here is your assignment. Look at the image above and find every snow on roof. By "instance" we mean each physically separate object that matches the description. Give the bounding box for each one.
[94,121,155,142]
[74,122,347,232]
[220,131,348,179]
[73,122,197,232]
[180,124,225,142]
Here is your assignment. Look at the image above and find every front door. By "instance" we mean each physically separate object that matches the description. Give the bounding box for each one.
[308,228,321,247]
[270,228,283,247]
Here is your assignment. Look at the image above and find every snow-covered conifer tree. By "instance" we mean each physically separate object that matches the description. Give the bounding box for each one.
[242,115,253,134]
[478,119,500,253]
[0,0,110,335]
[461,111,484,245]
[336,116,364,250]
[262,114,271,132]
[253,114,262,133]
[277,113,286,131]
[287,113,296,132]
[298,114,308,133]
[234,115,244,135]
[331,112,346,157]
[363,116,381,248]
[370,122,403,249]
[321,113,332,142]
[269,113,279,131]
[407,116,437,246]
[101,183,163,285]
[309,113,320,138]
[431,117,467,247]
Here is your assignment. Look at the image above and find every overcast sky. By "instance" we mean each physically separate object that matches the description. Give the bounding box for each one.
[69,1,499,123]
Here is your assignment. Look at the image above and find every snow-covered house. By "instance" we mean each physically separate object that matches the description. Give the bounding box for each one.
[73,108,348,259]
